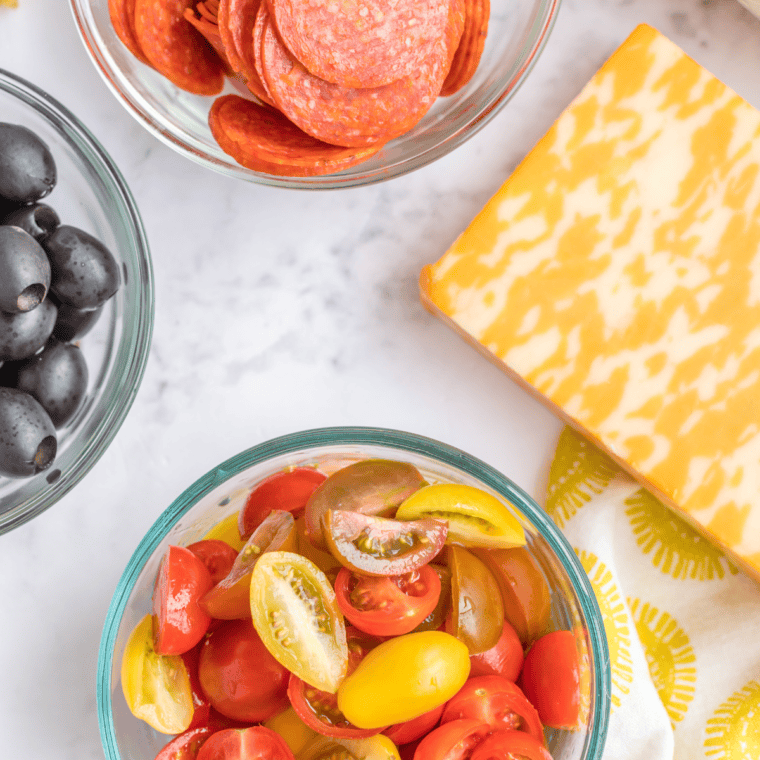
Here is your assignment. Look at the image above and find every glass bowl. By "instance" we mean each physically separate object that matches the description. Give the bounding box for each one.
[70,0,561,189]
[0,69,154,533]
[98,427,610,760]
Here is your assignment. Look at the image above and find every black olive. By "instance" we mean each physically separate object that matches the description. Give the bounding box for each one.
[0,123,57,204]
[44,225,120,309]
[51,298,103,343]
[16,339,89,428]
[2,202,60,242]
[0,225,52,313]
[0,386,57,477]
[0,298,57,361]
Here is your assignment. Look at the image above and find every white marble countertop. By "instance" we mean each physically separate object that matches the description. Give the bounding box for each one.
[1,0,759,757]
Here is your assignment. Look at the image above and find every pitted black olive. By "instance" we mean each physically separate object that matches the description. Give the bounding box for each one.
[0,123,57,204]
[51,297,103,343]
[2,202,60,242]
[0,298,57,361]
[0,225,52,313]
[0,386,57,477]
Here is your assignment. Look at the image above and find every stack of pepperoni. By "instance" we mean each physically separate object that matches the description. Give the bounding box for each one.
[108,0,490,176]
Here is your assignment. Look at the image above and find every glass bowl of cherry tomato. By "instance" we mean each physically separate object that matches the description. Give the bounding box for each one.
[0,69,154,533]
[98,427,610,760]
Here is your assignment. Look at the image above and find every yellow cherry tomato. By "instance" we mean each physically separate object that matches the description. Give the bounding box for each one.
[337,630,470,729]
[265,706,319,755]
[396,484,526,549]
[298,734,400,760]
[202,512,246,551]
[120,614,193,734]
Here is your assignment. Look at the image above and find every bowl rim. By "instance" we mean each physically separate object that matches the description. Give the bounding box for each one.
[0,68,155,534]
[69,0,562,189]
[98,425,610,760]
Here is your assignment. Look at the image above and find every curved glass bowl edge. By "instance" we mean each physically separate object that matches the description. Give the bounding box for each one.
[98,426,610,760]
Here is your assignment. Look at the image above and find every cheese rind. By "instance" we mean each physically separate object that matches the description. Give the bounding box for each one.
[421,24,760,580]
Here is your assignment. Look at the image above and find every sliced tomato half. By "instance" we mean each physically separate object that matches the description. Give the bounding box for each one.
[196,727,295,760]
[412,718,490,760]
[382,704,444,745]
[155,726,216,760]
[470,730,553,760]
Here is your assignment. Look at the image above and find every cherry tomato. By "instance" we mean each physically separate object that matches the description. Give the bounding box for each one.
[337,631,471,729]
[153,545,214,655]
[412,719,490,760]
[188,540,239,585]
[469,620,524,683]
[382,704,444,745]
[298,734,401,760]
[121,614,194,734]
[250,551,348,694]
[396,484,526,549]
[239,467,328,539]
[519,630,582,730]
[265,707,320,755]
[446,546,504,654]
[202,513,246,552]
[440,676,544,744]
[198,619,290,723]
[335,566,441,637]
[155,727,216,760]
[201,511,296,620]
[181,641,212,730]
[305,459,426,549]
[473,548,551,646]
[411,564,451,633]
[470,730,553,760]
[324,511,447,576]
[196,727,294,760]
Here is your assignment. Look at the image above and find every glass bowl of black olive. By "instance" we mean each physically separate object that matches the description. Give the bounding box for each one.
[0,69,154,533]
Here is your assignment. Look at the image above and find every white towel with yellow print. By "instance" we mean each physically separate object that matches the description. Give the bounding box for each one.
[545,427,760,760]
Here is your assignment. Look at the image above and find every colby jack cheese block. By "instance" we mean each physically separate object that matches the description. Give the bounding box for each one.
[421,24,760,581]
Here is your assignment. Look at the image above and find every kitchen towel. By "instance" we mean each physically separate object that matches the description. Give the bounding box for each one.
[545,426,760,759]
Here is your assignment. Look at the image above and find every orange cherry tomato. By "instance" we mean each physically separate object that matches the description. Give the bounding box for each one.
[440,676,544,744]
[519,630,582,730]
[196,727,294,760]
[470,730,553,760]
[469,620,524,683]
[412,719,490,760]
[153,545,214,655]
[383,704,444,746]
[188,540,239,585]
[334,566,441,637]
[239,467,327,540]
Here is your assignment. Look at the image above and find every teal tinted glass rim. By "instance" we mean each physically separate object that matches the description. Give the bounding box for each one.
[0,68,154,533]
[98,426,610,759]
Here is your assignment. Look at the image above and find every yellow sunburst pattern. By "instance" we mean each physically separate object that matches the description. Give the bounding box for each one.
[577,549,634,709]
[628,599,696,728]
[626,488,738,581]
[704,681,760,759]
[545,427,620,529]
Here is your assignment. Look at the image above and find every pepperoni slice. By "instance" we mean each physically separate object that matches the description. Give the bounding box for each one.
[440,0,488,96]
[209,94,381,176]
[184,1,232,68]
[268,0,452,88]
[134,0,225,95]
[109,0,152,65]
[250,1,276,103]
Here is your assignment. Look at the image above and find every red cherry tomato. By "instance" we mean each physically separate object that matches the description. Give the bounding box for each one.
[520,630,582,730]
[188,540,239,585]
[182,642,212,730]
[155,727,216,760]
[383,704,444,745]
[334,566,441,637]
[239,467,327,539]
[469,620,524,683]
[413,719,490,760]
[198,619,290,723]
[196,727,295,760]
[153,545,214,655]
[470,730,553,760]
[441,676,544,744]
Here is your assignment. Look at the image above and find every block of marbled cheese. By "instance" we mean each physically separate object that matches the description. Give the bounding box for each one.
[420,24,760,581]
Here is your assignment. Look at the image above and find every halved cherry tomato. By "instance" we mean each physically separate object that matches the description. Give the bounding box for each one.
[155,727,216,760]
[446,546,504,654]
[239,467,327,540]
[121,614,194,734]
[250,551,348,694]
[338,631,471,729]
[324,511,447,576]
[298,734,401,760]
[196,727,295,760]
[265,707,320,755]
[383,704,444,745]
[440,676,544,744]
[201,510,297,619]
[335,566,441,637]
[153,545,214,655]
[469,620,524,683]
[182,641,212,730]
[305,460,426,549]
[188,540,239,585]
[412,719,490,760]
[519,630,582,730]
[473,548,550,646]
[198,619,290,723]
[202,512,246,552]
[411,564,451,633]
[470,730,553,760]
[396,484,526,549]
